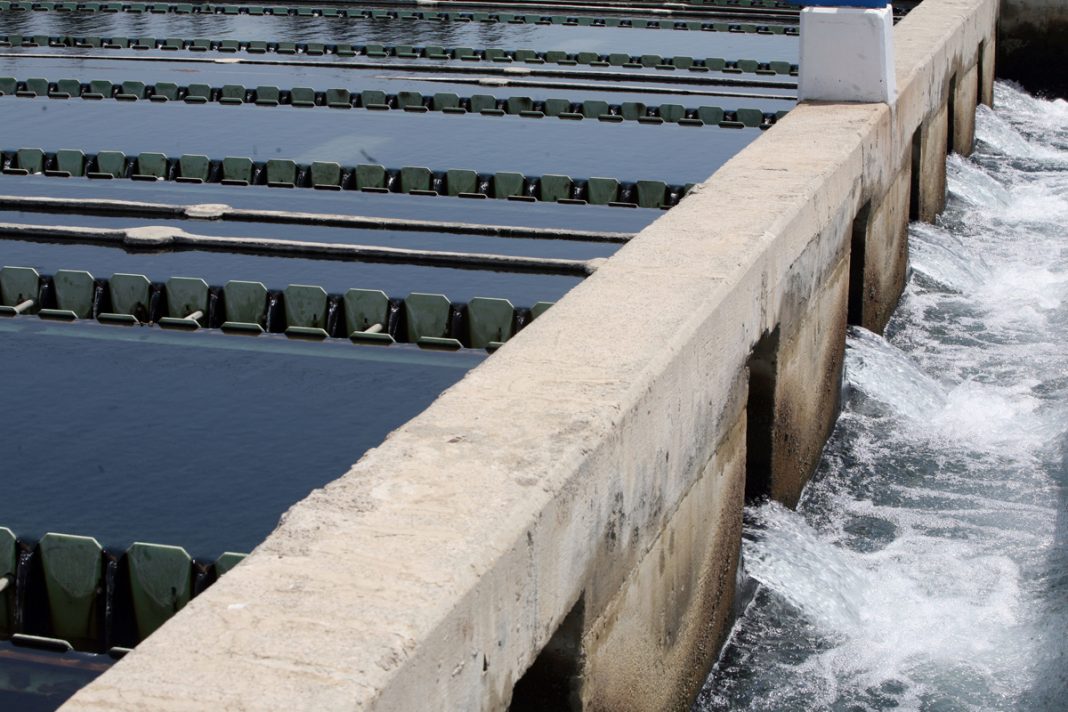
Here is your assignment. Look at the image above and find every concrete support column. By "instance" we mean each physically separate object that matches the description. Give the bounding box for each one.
[980,36,996,106]
[855,158,911,333]
[767,225,852,507]
[953,63,980,155]
[577,416,747,712]
[914,102,949,222]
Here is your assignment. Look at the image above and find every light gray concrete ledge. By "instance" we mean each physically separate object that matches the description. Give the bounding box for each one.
[62,0,997,709]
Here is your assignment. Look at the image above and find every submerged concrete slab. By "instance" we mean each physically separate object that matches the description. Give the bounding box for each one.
[63,0,997,709]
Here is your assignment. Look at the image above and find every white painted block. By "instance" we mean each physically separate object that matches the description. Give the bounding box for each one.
[799,5,897,104]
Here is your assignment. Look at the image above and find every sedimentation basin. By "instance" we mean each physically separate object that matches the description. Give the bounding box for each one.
[59,0,1002,709]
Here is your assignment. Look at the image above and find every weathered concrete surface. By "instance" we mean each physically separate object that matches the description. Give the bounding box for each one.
[980,36,997,106]
[998,0,1068,98]
[915,102,950,222]
[858,160,912,333]
[62,0,997,710]
[581,416,746,711]
[769,254,850,506]
[954,62,980,154]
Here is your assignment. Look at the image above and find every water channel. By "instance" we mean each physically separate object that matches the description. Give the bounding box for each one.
[697,82,1068,711]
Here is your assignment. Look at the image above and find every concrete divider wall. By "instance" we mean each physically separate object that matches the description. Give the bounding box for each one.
[63,1,997,709]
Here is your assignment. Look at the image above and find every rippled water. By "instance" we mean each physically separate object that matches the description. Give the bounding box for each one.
[696,83,1068,711]
[0,13,798,60]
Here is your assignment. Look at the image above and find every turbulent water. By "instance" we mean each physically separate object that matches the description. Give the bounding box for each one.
[696,83,1068,711]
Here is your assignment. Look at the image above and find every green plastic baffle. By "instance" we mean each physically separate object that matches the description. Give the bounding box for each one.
[53,79,82,98]
[221,156,253,185]
[117,80,145,100]
[492,172,524,199]
[345,288,393,345]
[214,552,246,578]
[736,108,765,128]
[636,180,667,209]
[221,280,267,335]
[327,88,352,108]
[126,542,192,640]
[358,89,385,108]
[91,150,127,179]
[620,102,647,121]
[432,92,460,111]
[530,301,553,320]
[0,527,14,636]
[255,85,280,106]
[400,166,432,193]
[185,83,210,103]
[0,265,40,316]
[159,276,208,330]
[310,161,341,189]
[290,87,315,107]
[152,82,179,102]
[283,284,329,340]
[39,269,94,320]
[266,159,296,187]
[445,169,478,197]
[355,164,386,191]
[505,96,534,115]
[586,177,619,205]
[99,272,150,325]
[405,293,460,350]
[396,91,424,110]
[38,533,103,648]
[177,154,210,183]
[54,149,86,177]
[698,106,725,125]
[131,152,165,180]
[22,78,48,97]
[219,85,245,105]
[539,175,572,203]
[467,297,514,350]
[14,147,44,174]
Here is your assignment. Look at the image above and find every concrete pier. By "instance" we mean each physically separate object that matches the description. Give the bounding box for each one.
[62,0,997,709]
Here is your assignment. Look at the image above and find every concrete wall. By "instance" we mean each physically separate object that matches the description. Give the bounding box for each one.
[62,1,996,710]
[998,0,1068,98]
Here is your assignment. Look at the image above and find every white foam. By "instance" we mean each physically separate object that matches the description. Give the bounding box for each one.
[699,81,1068,711]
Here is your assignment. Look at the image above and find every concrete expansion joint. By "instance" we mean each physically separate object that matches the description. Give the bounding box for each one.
[184,203,231,220]
[123,226,181,246]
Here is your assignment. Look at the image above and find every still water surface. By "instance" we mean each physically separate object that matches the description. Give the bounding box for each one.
[0,14,798,60]
[1,98,752,182]
[0,318,482,557]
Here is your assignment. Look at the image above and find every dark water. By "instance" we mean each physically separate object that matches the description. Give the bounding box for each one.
[0,641,112,711]
[0,14,799,60]
[0,173,659,234]
[0,97,753,182]
[0,209,622,260]
[0,6,784,708]
[0,57,798,108]
[696,83,1068,711]
[0,49,797,103]
[0,237,582,303]
[0,318,482,557]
